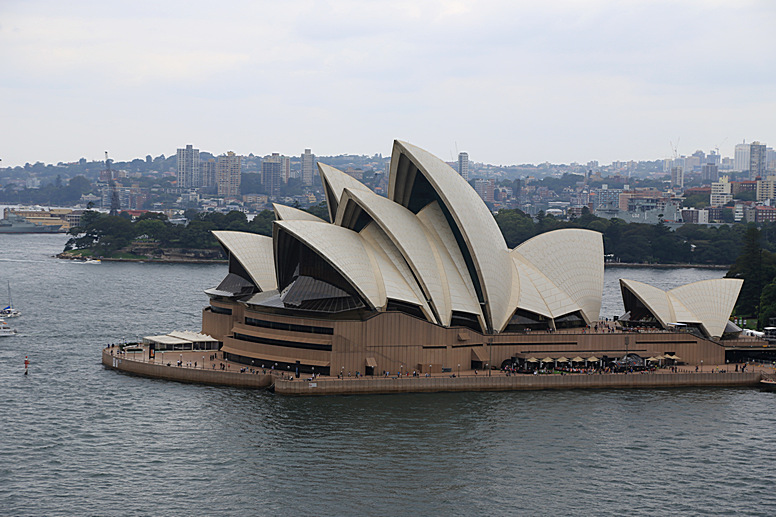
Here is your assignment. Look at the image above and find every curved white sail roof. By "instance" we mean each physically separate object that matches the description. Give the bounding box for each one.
[273,220,383,309]
[388,140,513,332]
[620,278,743,338]
[318,163,371,223]
[512,229,604,324]
[337,187,453,325]
[212,231,277,291]
[359,222,434,322]
[669,279,743,338]
[273,203,325,222]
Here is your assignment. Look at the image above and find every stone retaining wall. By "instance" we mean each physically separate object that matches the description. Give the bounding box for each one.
[102,350,272,388]
[274,372,762,396]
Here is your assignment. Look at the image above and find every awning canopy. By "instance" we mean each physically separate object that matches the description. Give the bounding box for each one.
[365,357,378,368]
[471,347,489,362]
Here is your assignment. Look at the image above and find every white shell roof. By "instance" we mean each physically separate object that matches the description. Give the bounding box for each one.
[669,278,743,338]
[318,163,371,222]
[415,202,483,322]
[388,140,513,332]
[620,278,743,338]
[273,220,383,309]
[511,229,604,324]
[273,203,325,222]
[338,188,453,325]
[359,222,433,321]
[212,231,277,291]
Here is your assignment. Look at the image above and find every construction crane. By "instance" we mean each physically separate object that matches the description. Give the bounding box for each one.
[669,138,680,160]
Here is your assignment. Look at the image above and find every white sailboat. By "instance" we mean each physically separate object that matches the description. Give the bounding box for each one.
[1,281,20,318]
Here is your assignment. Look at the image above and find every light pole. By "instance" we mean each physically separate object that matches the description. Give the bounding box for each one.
[202,356,205,369]
[458,363,460,377]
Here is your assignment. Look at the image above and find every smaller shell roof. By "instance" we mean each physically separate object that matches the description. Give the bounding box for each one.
[620,278,743,338]
[213,231,277,292]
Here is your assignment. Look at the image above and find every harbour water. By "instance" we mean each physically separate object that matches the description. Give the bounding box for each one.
[2,234,776,516]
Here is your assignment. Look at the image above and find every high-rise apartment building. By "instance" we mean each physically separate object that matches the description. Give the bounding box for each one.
[201,159,216,188]
[701,163,719,183]
[301,149,315,186]
[458,152,469,181]
[671,166,684,189]
[216,151,241,198]
[263,154,282,197]
[734,142,751,172]
[177,144,200,188]
[750,141,767,179]
[280,155,291,183]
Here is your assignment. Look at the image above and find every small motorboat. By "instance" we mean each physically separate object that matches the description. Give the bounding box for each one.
[760,378,776,392]
[0,320,17,337]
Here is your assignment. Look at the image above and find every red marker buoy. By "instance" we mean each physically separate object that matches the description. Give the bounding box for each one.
[24,356,29,375]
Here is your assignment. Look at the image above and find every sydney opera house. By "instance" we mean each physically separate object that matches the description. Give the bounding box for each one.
[200,140,744,376]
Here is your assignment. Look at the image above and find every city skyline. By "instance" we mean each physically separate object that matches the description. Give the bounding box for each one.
[1,1,774,168]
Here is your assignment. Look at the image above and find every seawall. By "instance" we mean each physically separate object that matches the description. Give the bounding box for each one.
[273,372,762,396]
[102,349,761,395]
[102,349,272,388]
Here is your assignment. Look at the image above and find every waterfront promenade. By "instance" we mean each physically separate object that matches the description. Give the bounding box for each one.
[102,345,766,395]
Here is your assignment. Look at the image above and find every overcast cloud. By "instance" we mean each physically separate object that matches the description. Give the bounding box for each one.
[1,0,774,167]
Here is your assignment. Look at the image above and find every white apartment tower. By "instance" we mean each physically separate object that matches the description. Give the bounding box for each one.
[458,152,469,181]
[177,144,200,188]
[301,149,315,186]
[734,142,751,172]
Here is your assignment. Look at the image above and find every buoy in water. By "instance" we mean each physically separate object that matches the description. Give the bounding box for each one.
[24,356,29,375]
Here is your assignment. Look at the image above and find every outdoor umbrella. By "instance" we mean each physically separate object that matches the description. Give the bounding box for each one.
[556,357,569,363]
[571,356,585,363]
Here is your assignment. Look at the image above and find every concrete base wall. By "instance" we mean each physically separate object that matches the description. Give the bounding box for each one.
[274,372,762,396]
[102,350,272,389]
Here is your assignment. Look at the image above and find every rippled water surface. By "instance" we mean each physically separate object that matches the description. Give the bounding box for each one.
[1,234,775,516]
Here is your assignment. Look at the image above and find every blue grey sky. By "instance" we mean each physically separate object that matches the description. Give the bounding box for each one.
[1,0,774,168]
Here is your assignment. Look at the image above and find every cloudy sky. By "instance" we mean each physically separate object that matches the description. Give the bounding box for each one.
[1,0,774,168]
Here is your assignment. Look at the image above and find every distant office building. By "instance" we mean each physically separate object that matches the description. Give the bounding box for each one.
[177,144,200,188]
[301,149,315,186]
[706,151,720,166]
[216,151,241,197]
[671,166,684,189]
[701,163,719,183]
[750,141,767,179]
[262,154,282,197]
[734,142,751,172]
[458,152,469,181]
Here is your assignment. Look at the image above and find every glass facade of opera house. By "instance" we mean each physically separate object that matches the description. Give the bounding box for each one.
[199,140,746,376]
